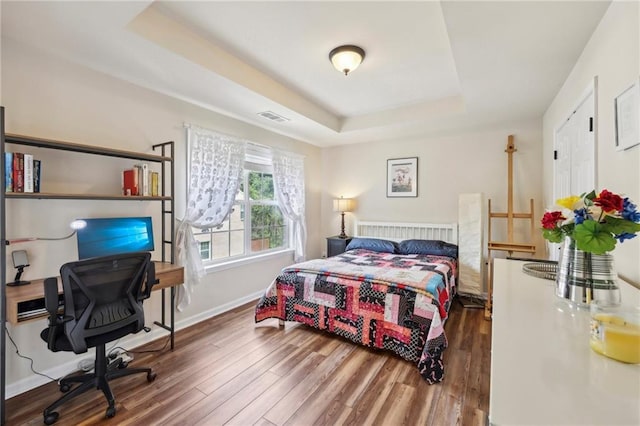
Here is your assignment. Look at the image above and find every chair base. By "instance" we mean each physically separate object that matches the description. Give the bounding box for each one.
[43,344,156,425]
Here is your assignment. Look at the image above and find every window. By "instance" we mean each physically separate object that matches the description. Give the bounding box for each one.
[198,241,210,260]
[192,151,291,264]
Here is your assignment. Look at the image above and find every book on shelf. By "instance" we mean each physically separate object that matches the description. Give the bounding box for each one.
[122,165,161,197]
[33,159,41,193]
[123,168,138,196]
[23,154,34,193]
[134,164,142,195]
[12,152,24,193]
[150,171,159,196]
[140,163,149,196]
[4,152,13,192]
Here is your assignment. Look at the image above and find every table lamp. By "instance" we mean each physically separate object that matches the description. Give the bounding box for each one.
[333,196,354,239]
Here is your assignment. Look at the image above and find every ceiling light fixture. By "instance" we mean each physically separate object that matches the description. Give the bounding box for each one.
[329,45,365,76]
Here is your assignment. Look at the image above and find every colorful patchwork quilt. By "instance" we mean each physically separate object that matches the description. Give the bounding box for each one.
[255,249,457,384]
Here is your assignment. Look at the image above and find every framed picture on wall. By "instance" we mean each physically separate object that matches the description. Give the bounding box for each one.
[614,78,640,151]
[387,157,418,197]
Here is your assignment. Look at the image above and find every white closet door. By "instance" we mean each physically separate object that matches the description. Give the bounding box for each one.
[571,93,595,195]
[554,117,574,201]
[552,85,596,260]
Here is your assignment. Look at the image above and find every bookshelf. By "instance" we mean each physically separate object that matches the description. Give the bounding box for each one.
[3,133,173,200]
[0,106,176,424]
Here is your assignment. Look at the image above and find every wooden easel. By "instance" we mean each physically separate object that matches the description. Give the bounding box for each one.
[485,135,536,319]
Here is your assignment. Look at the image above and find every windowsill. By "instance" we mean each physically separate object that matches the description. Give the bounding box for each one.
[203,248,295,273]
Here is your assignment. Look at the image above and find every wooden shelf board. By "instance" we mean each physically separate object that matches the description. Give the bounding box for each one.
[5,192,171,201]
[5,133,172,162]
[490,212,534,219]
[488,241,536,253]
[5,262,183,324]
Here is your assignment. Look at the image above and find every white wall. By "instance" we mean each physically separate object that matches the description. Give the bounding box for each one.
[320,119,545,282]
[543,1,640,285]
[1,39,322,396]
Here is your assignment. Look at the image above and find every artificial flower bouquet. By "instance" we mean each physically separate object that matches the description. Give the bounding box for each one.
[541,189,640,254]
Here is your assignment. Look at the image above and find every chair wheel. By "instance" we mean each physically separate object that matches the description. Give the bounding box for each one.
[147,372,157,382]
[59,383,71,393]
[118,361,129,369]
[106,406,116,418]
[44,411,59,425]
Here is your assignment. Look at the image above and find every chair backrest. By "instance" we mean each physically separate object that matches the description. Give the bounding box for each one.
[60,251,154,354]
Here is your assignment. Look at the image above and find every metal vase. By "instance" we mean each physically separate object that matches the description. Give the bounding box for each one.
[556,236,620,307]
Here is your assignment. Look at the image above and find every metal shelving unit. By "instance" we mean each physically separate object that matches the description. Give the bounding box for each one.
[1,107,8,426]
[0,107,175,424]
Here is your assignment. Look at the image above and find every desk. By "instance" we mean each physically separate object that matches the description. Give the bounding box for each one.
[5,262,184,348]
[490,259,640,425]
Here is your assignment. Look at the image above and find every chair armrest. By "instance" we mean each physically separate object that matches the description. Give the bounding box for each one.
[43,277,72,326]
[43,277,73,351]
[43,277,60,315]
[139,261,159,301]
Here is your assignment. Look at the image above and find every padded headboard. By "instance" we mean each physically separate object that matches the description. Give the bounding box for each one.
[354,220,458,245]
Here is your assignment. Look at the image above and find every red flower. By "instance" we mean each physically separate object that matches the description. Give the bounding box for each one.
[594,189,623,213]
[541,211,565,229]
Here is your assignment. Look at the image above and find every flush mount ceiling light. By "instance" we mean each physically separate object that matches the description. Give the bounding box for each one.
[329,45,365,76]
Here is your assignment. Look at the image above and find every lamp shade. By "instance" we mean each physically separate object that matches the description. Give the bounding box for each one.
[333,197,354,213]
[329,45,365,75]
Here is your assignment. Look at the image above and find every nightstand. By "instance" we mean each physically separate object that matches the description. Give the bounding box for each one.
[326,236,353,257]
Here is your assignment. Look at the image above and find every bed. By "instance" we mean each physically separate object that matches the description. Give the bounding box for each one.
[255,221,458,384]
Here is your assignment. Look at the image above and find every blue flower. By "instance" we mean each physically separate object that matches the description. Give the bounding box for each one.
[622,198,640,222]
[616,232,637,243]
[573,208,588,225]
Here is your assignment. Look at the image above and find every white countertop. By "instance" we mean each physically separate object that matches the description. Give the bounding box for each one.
[489,258,640,426]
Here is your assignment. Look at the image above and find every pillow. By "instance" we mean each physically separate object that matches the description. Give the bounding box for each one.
[345,238,399,254]
[398,239,458,258]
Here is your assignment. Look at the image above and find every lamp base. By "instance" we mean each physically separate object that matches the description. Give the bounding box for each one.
[339,212,348,239]
[7,280,30,287]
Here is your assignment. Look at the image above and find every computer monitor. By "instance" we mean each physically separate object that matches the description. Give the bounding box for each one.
[75,216,155,260]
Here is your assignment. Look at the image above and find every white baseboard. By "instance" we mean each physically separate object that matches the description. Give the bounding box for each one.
[175,290,263,331]
[6,290,264,399]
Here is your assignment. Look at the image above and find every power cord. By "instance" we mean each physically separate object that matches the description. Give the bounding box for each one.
[5,327,58,383]
[131,334,172,354]
[5,326,169,384]
[109,333,172,356]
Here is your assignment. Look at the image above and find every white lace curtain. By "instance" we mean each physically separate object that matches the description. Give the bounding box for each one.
[272,148,306,262]
[175,126,246,310]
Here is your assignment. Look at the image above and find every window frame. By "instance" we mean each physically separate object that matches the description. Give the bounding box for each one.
[191,149,293,268]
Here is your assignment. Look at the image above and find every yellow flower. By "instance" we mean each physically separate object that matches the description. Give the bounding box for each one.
[556,195,581,210]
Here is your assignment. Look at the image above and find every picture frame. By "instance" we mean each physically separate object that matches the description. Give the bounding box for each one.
[614,78,640,151]
[387,157,418,197]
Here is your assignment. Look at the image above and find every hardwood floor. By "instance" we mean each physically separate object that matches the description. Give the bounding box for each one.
[6,298,491,425]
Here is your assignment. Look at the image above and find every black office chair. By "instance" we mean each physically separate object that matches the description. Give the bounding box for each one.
[40,252,158,425]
